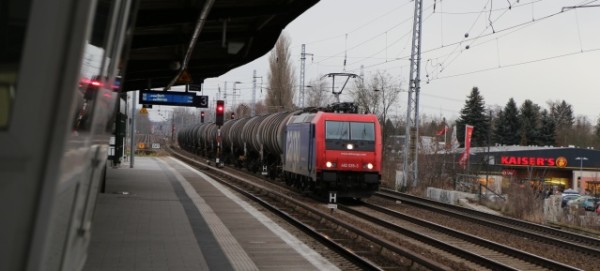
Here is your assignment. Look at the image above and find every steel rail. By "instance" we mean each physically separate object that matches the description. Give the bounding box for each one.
[168,147,451,271]
[169,149,382,270]
[376,189,600,256]
[343,202,581,271]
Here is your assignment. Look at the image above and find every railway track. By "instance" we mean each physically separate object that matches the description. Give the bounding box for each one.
[375,189,600,257]
[371,190,600,270]
[341,202,581,270]
[169,146,586,270]
[169,147,451,271]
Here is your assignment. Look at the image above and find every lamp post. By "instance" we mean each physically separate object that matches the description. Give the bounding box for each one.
[575,156,588,192]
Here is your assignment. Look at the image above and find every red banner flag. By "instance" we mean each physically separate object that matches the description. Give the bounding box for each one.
[436,126,449,136]
[458,125,474,169]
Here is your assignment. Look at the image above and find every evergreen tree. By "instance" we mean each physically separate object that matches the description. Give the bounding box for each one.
[549,100,574,146]
[595,116,600,142]
[571,115,594,147]
[519,99,541,145]
[549,100,575,127]
[537,109,556,146]
[493,98,520,145]
[455,87,489,147]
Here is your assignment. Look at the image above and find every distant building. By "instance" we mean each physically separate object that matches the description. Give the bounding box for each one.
[386,135,446,157]
[461,146,600,195]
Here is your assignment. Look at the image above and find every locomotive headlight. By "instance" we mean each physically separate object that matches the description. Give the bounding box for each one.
[366,163,374,170]
[346,143,354,150]
[326,161,333,168]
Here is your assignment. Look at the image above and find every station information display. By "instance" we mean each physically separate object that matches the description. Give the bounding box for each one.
[139,90,208,108]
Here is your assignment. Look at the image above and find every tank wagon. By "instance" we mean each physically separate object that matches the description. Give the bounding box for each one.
[178,103,382,198]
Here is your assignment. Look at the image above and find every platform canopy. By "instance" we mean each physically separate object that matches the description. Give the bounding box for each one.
[122,0,319,91]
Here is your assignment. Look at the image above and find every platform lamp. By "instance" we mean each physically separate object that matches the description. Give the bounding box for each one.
[575,156,588,192]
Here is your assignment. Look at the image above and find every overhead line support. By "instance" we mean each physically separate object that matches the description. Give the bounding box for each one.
[403,0,423,189]
[300,44,313,108]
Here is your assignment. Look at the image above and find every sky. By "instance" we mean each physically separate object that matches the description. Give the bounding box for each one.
[157,0,600,123]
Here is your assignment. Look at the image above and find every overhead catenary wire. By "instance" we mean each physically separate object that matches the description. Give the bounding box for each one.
[433,47,600,81]
[313,15,416,65]
[307,1,510,78]
[342,1,590,80]
[427,0,599,81]
[436,0,545,15]
[299,0,414,47]
[313,2,437,65]
[343,0,495,76]
[214,0,600,108]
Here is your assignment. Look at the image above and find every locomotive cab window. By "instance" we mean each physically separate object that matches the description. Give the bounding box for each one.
[350,122,375,141]
[325,121,375,151]
[326,121,350,140]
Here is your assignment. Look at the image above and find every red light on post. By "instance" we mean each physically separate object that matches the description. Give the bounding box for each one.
[215,100,224,126]
[200,111,205,123]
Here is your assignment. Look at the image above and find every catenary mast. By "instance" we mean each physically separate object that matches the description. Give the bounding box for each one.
[402,0,424,189]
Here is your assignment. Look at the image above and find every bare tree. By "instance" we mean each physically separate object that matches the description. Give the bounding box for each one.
[349,75,379,114]
[371,71,401,126]
[234,103,251,118]
[305,77,332,108]
[254,100,268,115]
[266,32,295,112]
[350,70,401,119]
[348,70,402,155]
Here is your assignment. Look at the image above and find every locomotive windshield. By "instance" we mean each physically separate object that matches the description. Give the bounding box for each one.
[350,122,375,141]
[325,121,375,151]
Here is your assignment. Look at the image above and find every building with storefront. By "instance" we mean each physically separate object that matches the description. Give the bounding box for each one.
[466,146,600,195]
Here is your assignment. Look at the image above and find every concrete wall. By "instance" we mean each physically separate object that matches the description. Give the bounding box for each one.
[426,187,479,205]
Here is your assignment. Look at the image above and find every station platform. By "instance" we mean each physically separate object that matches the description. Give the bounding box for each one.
[83,156,338,271]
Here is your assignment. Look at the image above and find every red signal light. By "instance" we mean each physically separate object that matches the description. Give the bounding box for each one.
[215,100,224,126]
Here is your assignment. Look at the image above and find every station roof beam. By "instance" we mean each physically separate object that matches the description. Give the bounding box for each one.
[122,0,319,91]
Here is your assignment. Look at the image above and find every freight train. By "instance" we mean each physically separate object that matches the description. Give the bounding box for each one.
[178,103,382,198]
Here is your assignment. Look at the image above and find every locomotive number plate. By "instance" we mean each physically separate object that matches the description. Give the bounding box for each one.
[340,163,359,168]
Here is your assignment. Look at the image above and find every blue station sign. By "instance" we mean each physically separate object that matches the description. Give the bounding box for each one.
[139,90,208,108]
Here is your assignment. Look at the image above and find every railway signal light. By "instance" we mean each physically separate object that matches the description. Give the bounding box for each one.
[200,111,205,123]
[215,100,224,126]
[231,112,235,119]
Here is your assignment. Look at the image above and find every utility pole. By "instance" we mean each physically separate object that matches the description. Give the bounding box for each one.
[252,70,256,116]
[402,0,423,189]
[223,81,227,108]
[233,81,241,114]
[252,70,262,116]
[299,44,313,108]
[130,91,136,168]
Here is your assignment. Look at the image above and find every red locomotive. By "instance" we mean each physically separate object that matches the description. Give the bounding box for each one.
[179,102,382,199]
